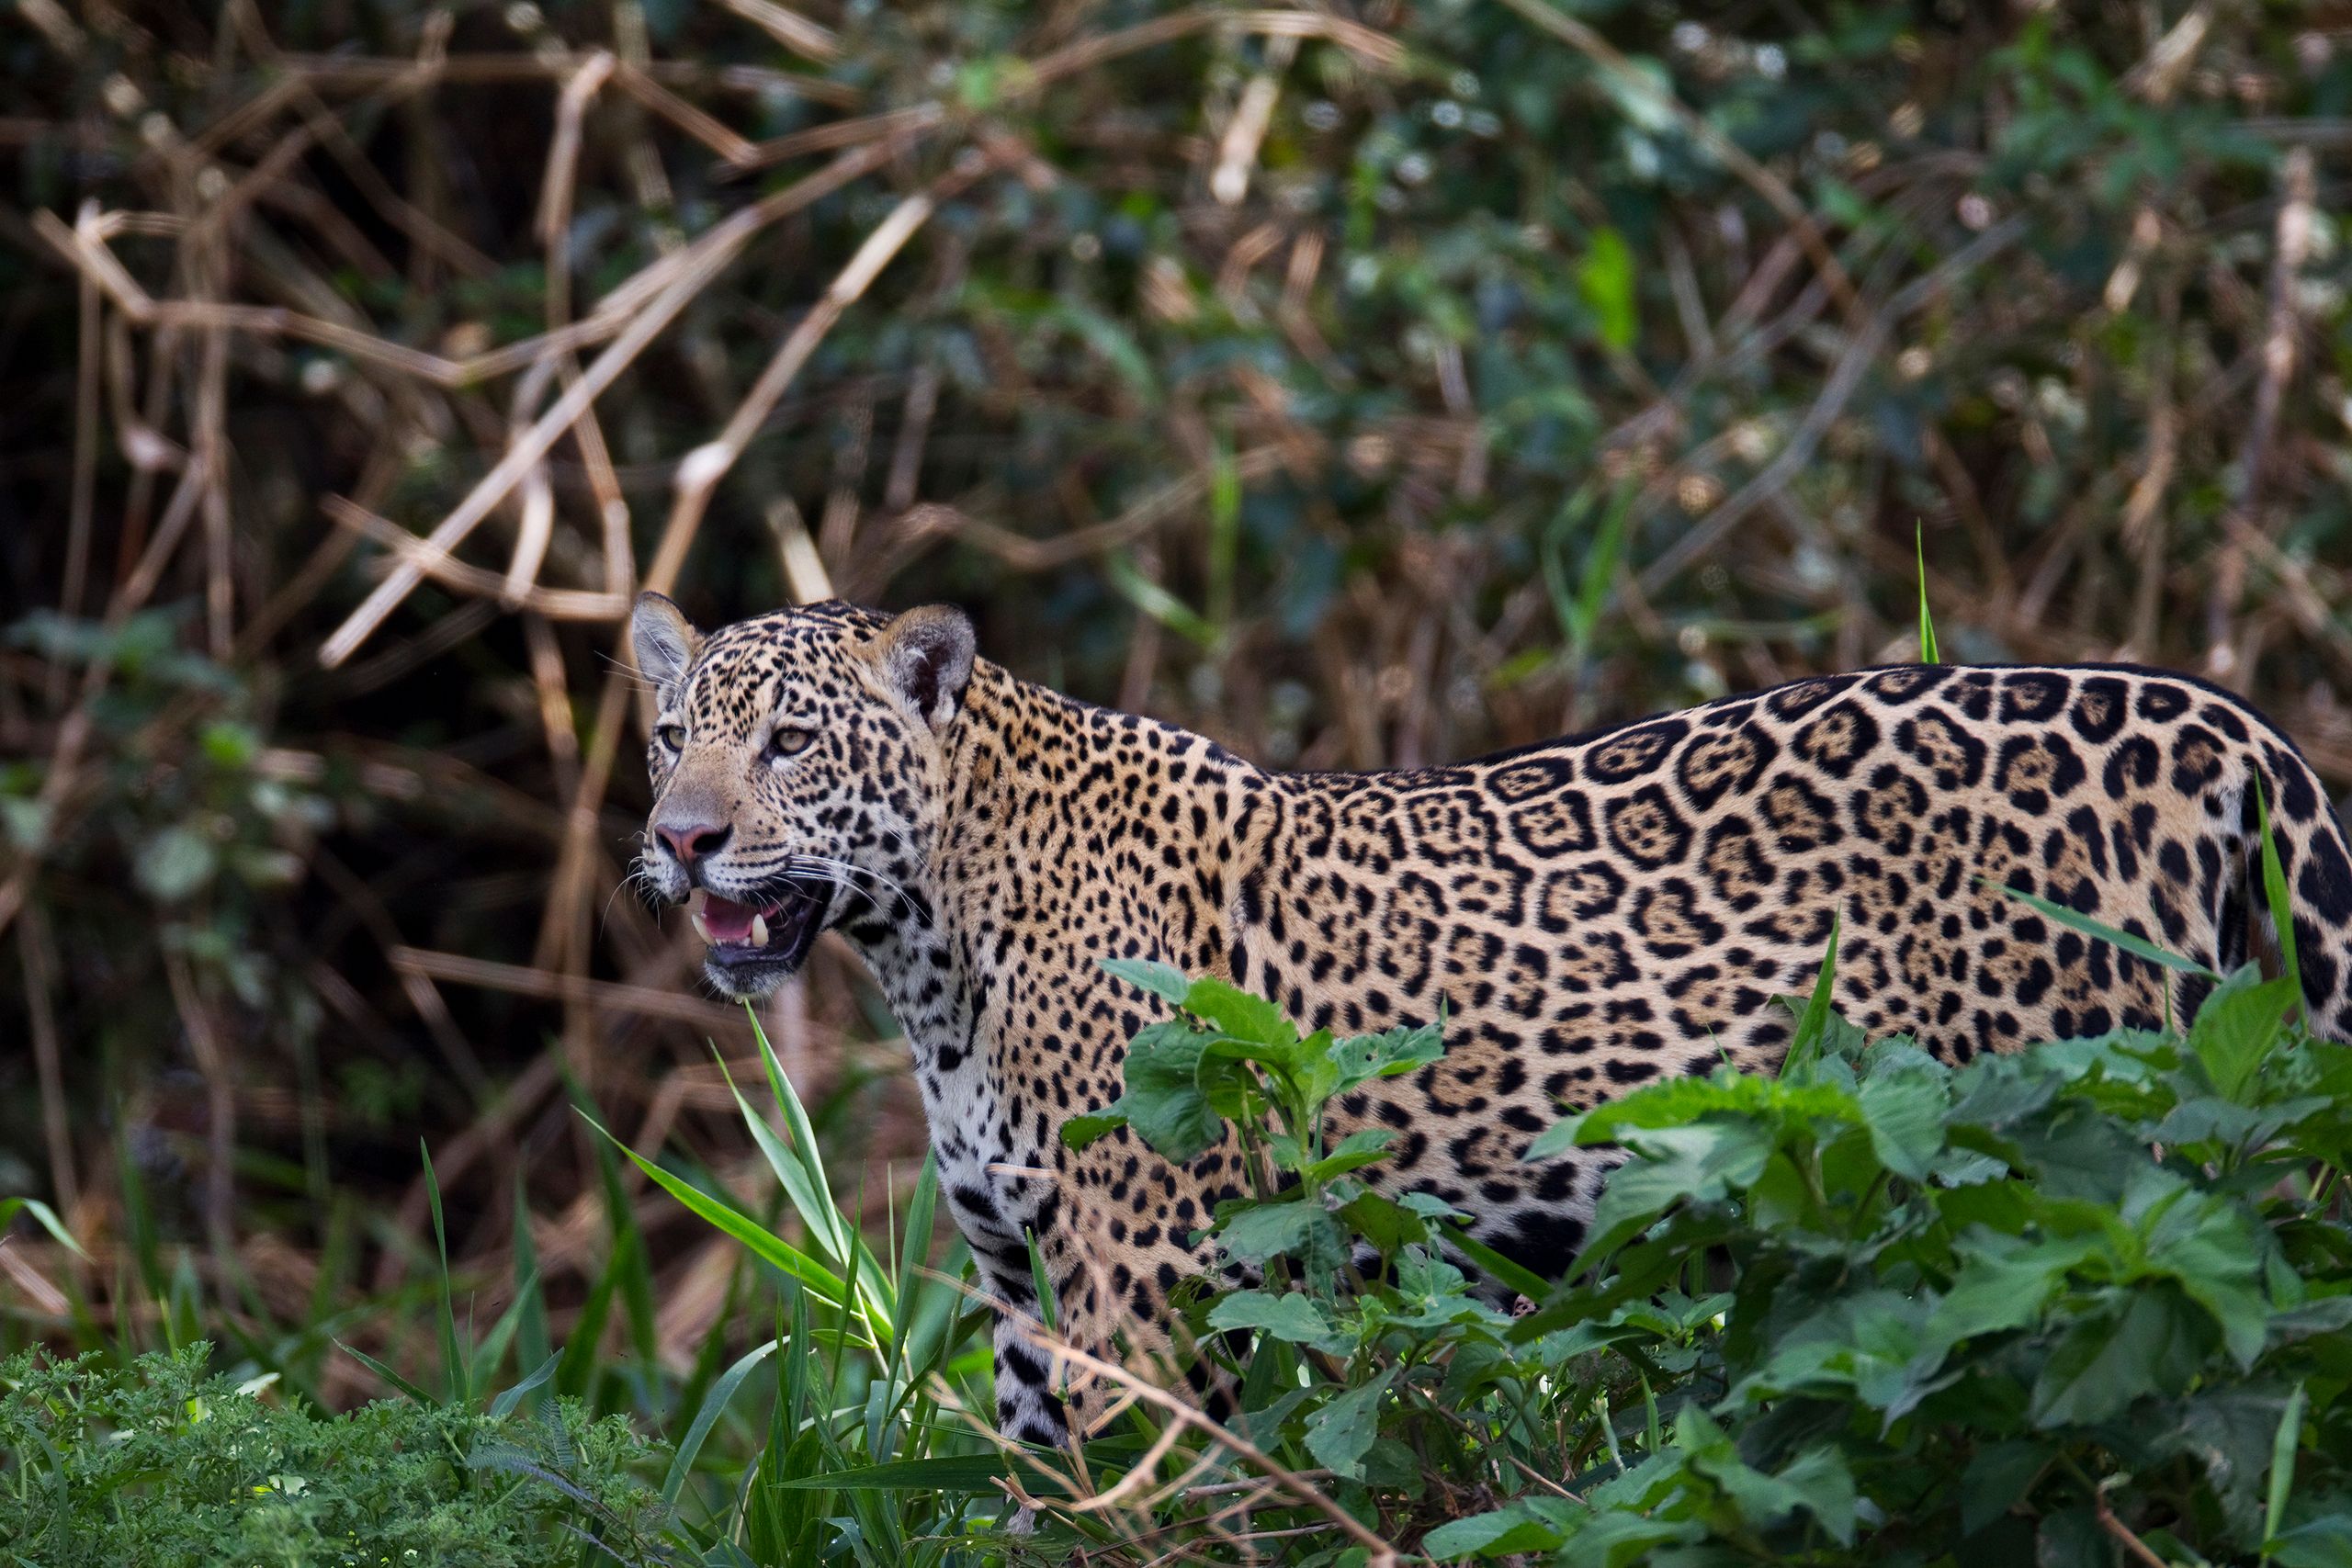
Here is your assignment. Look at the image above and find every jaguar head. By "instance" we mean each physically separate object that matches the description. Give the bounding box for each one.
[628,593,975,999]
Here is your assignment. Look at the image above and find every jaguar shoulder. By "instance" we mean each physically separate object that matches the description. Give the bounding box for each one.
[629,593,2352,1445]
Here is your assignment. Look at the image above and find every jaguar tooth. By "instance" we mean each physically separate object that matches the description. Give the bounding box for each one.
[690,909,711,942]
[750,912,770,947]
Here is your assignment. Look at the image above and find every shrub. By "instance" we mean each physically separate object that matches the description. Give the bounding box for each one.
[1022,930,2352,1563]
[0,1345,665,1567]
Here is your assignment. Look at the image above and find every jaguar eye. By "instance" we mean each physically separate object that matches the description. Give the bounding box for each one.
[765,727,814,761]
[655,724,685,751]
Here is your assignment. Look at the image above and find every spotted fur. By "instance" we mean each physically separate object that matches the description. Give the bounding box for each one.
[631,596,2352,1446]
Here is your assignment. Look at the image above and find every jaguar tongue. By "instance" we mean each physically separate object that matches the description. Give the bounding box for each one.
[698,893,759,946]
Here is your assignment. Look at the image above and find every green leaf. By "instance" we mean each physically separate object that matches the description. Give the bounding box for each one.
[334,1340,435,1405]
[1304,1127,1396,1182]
[2188,965,2300,1104]
[1927,1232,2100,1353]
[769,1454,1066,1491]
[1118,1021,1227,1163]
[1304,1368,1396,1480]
[1858,1066,1946,1182]
[1060,1105,1127,1151]
[136,825,217,903]
[1205,1290,1336,1345]
[1328,1020,1445,1094]
[1180,976,1299,1053]
[1216,1200,1348,1272]
[2270,1516,2352,1568]
[1098,956,1193,1006]
[1961,1440,2049,1536]
[2030,1282,2213,1427]
[1421,1497,1583,1559]
[584,1115,850,1304]
[1576,226,1637,351]
[420,1141,467,1407]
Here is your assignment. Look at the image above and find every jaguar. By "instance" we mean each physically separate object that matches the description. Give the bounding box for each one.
[629,592,2352,1448]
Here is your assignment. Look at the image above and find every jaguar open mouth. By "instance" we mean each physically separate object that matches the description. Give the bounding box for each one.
[688,883,827,995]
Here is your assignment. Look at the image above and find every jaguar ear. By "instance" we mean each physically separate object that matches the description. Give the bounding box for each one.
[631,592,703,700]
[874,604,976,733]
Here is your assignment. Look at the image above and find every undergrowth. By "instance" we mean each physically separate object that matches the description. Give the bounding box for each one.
[15,893,2352,1563]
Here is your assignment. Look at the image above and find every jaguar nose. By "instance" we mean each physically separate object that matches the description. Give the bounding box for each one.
[655,820,732,865]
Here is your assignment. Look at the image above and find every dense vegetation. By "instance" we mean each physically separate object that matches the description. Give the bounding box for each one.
[6,0,2352,1561]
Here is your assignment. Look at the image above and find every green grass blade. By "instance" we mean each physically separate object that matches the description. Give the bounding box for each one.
[744,1006,850,1260]
[1446,1222,1554,1304]
[2264,1382,2310,1563]
[336,1338,435,1405]
[582,1113,851,1303]
[0,1196,90,1260]
[468,1267,540,1398]
[1916,522,1940,663]
[662,1337,782,1507]
[767,1454,1060,1494]
[1024,1228,1058,1336]
[571,1081,660,1369]
[2255,774,2303,1016]
[509,1172,551,1375]
[419,1140,467,1407]
[489,1348,562,1419]
[1781,911,1843,1077]
[1976,877,2216,977]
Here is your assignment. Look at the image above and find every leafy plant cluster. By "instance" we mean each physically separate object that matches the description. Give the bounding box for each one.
[1036,904,2352,1562]
[0,1344,662,1567]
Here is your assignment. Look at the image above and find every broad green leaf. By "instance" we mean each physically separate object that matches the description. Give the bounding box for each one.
[2030,1282,2213,1427]
[1118,1022,1226,1162]
[1181,976,1299,1053]
[1304,1367,1396,1480]
[1059,1106,1127,1151]
[1858,1067,1946,1182]
[1421,1496,1583,1558]
[1927,1232,2101,1353]
[1205,1289,1336,1345]
[2269,1516,2352,1568]
[1216,1200,1347,1273]
[1098,956,1193,1006]
[1961,1440,2050,1536]
[1305,1127,1396,1182]
[2189,965,2299,1104]
[1328,1020,1445,1095]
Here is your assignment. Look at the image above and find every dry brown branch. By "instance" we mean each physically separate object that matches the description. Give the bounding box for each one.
[716,0,841,62]
[1641,214,2029,592]
[1022,1337,1400,1565]
[387,946,750,1035]
[318,135,924,667]
[1023,7,1402,90]
[16,908,77,1223]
